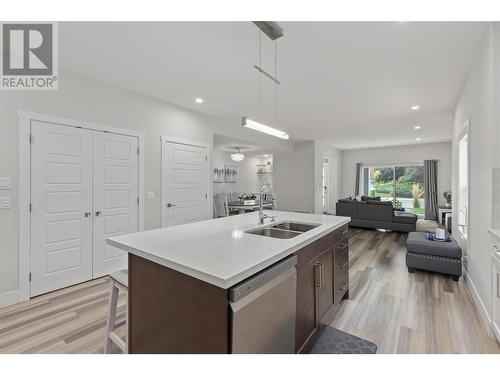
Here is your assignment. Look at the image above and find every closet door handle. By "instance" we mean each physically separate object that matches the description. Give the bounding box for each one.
[84,212,91,218]
[95,211,101,217]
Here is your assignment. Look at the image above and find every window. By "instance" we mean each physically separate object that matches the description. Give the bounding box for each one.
[362,163,425,216]
[458,127,469,239]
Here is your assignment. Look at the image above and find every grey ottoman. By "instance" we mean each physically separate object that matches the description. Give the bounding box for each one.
[406,232,462,280]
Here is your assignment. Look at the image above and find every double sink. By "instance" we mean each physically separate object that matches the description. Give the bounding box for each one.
[246,221,320,239]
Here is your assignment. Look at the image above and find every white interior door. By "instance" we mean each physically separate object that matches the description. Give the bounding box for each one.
[92,131,139,278]
[162,140,208,226]
[30,121,93,296]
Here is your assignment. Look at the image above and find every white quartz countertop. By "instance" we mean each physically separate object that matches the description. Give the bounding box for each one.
[107,211,350,289]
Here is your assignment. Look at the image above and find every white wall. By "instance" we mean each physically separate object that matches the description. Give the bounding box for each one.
[0,71,292,306]
[273,140,342,214]
[452,24,493,325]
[341,142,452,206]
[274,141,316,213]
[212,151,272,195]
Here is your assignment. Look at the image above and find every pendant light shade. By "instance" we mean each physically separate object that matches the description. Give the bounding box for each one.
[231,148,245,162]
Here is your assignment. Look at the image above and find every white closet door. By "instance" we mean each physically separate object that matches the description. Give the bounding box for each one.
[92,131,139,278]
[162,141,208,226]
[30,121,93,296]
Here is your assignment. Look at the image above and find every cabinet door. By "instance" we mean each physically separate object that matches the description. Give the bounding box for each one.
[295,260,317,352]
[334,237,349,304]
[316,248,334,321]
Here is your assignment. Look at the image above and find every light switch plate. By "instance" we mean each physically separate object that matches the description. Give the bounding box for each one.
[0,196,11,209]
[0,177,11,190]
[147,192,155,200]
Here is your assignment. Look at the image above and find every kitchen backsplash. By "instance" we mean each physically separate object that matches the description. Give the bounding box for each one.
[493,168,500,228]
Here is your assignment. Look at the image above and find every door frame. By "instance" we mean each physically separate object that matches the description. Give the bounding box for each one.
[160,135,211,227]
[17,110,144,304]
[456,119,471,254]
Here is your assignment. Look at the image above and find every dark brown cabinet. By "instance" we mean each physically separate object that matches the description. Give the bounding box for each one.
[315,248,334,322]
[334,232,349,304]
[295,257,317,352]
[294,224,349,352]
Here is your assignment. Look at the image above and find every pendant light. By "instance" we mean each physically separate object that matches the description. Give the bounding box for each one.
[231,148,245,162]
[243,22,289,140]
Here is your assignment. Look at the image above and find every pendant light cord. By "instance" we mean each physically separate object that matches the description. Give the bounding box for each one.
[256,29,279,127]
[274,40,278,126]
[258,30,262,118]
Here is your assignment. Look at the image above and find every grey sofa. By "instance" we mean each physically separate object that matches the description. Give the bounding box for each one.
[336,198,417,232]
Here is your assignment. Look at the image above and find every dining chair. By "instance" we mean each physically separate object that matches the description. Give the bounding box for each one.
[213,193,229,217]
[227,192,240,214]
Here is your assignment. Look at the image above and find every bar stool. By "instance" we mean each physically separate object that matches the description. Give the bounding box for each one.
[104,269,128,354]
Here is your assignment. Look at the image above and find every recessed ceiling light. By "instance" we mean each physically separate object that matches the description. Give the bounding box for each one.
[413,125,421,130]
[411,105,420,111]
[416,137,421,141]
[195,97,204,103]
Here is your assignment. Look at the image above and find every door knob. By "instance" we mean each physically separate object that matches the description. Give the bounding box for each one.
[167,203,177,208]
[95,211,101,217]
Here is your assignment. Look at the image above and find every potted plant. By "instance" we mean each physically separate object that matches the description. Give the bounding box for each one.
[393,199,403,210]
[443,191,452,208]
[239,193,257,205]
[412,183,424,209]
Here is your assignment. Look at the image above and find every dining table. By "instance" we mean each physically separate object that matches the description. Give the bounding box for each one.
[227,200,274,214]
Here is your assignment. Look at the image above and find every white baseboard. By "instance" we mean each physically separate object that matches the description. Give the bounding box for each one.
[463,268,495,338]
[0,289,27,309]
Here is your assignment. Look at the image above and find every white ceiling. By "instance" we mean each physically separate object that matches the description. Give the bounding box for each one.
[60,22,488,149]
[213,133,275,157]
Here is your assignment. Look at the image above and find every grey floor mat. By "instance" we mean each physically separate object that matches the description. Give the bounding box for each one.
[306,327,377,354]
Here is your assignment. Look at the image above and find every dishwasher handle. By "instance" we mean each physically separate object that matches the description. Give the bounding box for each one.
[229,266,297,313]
[230,255,297,303]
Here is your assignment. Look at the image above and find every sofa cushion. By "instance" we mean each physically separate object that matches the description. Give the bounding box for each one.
[338,198,357,203]
[366,200,392,206]
[406,232,462,259]
[357,201,393,222]
[393,212,418,224]
[361,196,381,202]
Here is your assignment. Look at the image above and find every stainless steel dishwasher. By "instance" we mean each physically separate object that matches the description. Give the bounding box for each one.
[229,255,297,354]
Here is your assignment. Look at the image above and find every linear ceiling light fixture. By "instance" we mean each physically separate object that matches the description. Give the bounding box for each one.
[242,117,289,140]
[243,22,289,140]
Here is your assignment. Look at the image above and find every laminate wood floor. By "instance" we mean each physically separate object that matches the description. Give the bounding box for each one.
[0,228,498,354]
[330,228,500,354]
[0,277,126,354]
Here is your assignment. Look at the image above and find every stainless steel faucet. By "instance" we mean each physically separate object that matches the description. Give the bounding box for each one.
[258,184,276,224]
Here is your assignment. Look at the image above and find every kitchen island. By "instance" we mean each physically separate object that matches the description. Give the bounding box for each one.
[107,211,350,353]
